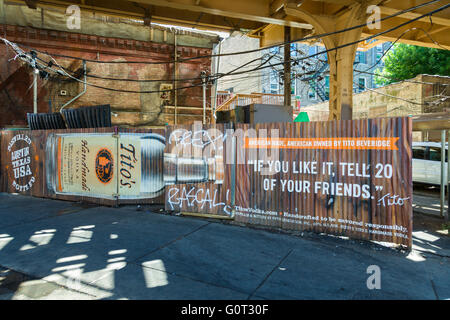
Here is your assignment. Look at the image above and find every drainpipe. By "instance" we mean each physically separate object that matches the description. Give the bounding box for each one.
[212,39,222,121]
[447,130,449,221]
[33,68,39,113]
[60,60,87,111]
[441,130,446,218]
[174,33,178,125]
[202,71,207,124]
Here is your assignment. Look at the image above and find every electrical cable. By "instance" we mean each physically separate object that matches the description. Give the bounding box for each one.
[30,50,276,94]
[34,52,274,83]
[220,2,450,79]
[1,2,448,95]
[355,25,450,78]
[356,70,450,86]
[14,0,446,65]
[6,2,446,87]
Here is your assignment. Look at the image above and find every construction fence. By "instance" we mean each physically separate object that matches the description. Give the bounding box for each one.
[0,117,413,247]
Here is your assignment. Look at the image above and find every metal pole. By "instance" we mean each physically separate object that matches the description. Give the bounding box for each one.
[447,130,449,221]
[203,80,207,125]
[60,60,87,111]
[174,33,178,125]
[212,40,222,121]
[440,130,446,217]
[284,26,291,108]
[202,71,206,124]
[33,68,38,113]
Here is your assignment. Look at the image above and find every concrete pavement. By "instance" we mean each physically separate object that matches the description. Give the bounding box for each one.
[0,193,448,300]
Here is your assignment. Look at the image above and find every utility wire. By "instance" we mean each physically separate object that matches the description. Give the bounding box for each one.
[31,50,276,94]
[1,2,448,95]
[6,1,447,86]
[355,25,449,78]
[222,3,450,79]
[14,0,446,65]
[356,70,450,86]
[35,52,275,83]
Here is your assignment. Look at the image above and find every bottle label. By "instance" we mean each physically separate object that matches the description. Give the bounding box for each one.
[57,135,118,196]
[55,134,144,198]
[118,137,141,197]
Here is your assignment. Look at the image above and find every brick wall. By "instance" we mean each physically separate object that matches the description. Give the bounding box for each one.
[0,24,214,128]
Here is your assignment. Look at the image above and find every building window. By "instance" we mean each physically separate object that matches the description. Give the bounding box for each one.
[270,46,280,54]
[358,78,366,92]
[269,70,279,94]
[308,46,316,56]
[308,81,317,99]
[324,76,330,99]
[356,51,366,64]
[270,70,277,83]
[375,44,383,62]
[291,77,296,95]
[290,43,297,56]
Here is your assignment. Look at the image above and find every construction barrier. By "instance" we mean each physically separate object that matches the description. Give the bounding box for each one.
[0,127,165,206]
[0,117,413,247]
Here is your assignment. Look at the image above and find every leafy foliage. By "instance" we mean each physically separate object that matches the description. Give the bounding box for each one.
[375,44,450,86]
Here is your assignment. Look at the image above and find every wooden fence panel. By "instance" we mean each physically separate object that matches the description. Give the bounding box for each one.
[234,118,413,247]
[0,127,166,206]
[164,123,233,217]
[1,117,413,247]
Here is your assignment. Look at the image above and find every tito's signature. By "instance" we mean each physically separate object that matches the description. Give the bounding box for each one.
[377,193,410,207]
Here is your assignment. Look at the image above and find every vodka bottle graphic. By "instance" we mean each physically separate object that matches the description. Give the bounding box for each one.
[45,132,166,199]
[45,132,224,200]
[163,153,224,185]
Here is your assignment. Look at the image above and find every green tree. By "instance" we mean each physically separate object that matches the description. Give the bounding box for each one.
[375,43,450,86]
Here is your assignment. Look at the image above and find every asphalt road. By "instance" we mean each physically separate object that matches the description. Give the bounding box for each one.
[0,193,448,300]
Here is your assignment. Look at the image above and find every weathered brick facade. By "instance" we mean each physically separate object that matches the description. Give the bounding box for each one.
[0,24,217,128]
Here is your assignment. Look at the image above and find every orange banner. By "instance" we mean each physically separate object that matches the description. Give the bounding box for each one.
[244,137,399,150]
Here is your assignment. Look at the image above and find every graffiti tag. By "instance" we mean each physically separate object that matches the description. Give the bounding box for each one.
[168,129,226,150]
[167,186,232,216]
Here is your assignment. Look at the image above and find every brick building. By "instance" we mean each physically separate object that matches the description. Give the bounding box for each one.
[0,0,219,128]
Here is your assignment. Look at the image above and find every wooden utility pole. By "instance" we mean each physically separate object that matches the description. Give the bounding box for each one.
[284,26,291,108]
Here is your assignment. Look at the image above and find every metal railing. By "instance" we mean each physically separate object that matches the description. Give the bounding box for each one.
[216,92,287,112]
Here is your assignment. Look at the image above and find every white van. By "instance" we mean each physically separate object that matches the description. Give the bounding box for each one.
[412,142,448,185]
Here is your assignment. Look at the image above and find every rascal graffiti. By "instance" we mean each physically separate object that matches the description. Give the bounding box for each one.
[167,186,232,216]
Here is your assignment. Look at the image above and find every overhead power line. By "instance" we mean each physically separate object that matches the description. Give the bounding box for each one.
[225,3,450,78]
[355,25,450,77]
[1,2,448,95]
[356,70,450,86]
[12,0,445,66]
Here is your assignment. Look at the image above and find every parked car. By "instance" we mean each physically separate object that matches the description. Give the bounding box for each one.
[412,142,448,185]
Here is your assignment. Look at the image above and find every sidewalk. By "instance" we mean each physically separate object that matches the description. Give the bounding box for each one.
[0,193,448,300]
[413,193,448,217]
